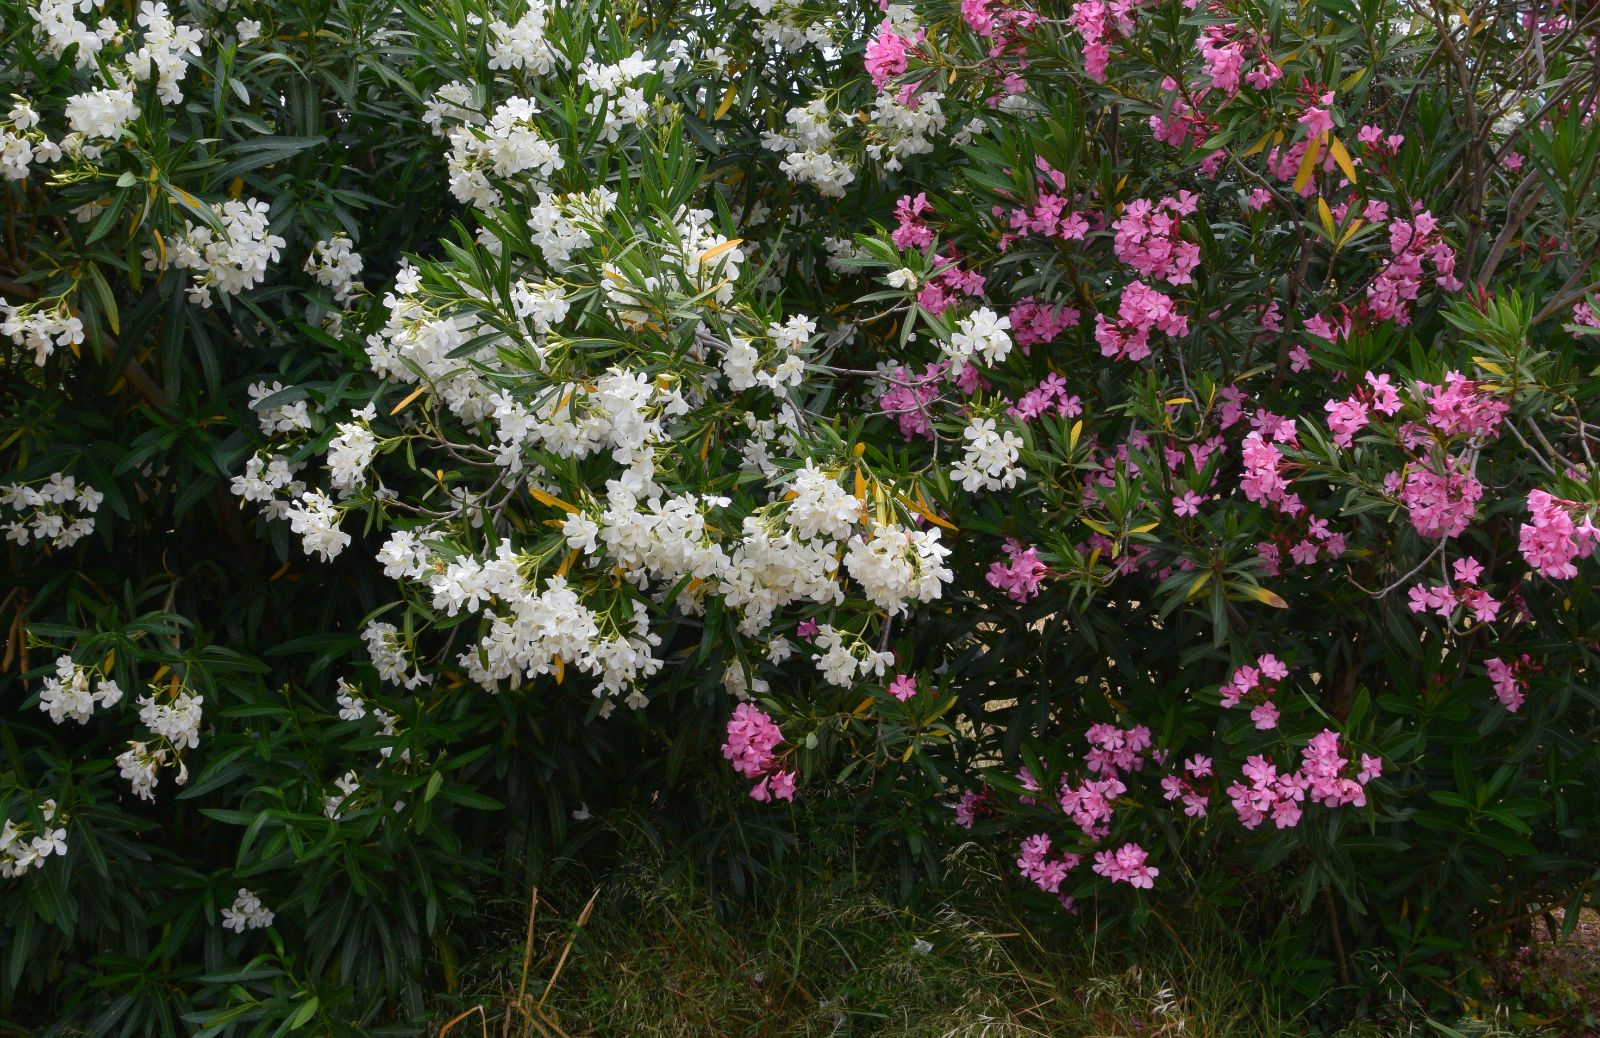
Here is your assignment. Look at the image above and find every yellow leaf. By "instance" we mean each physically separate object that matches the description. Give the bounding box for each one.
[1166,397,1192,406]
[901,744,915,762]
[699,238,744,264]
[1130,521,1159,534]
[390,384,427,416]
[1339,219,1365,246]
[1069,419,1083,454]
[854,697,874,716]
[1241,130,1274,158]
[714,83,737,119]
[1082,517,1113,536]
[1476,359,1506,375]
[906,487,958,532]
[1328,136,1359,184]
[1088,547,1102,569]
[700,427,714,461]
[1317,196,1335,237]
[151,227,167,267]
[1294,134,1324,194]
[101,650,115,671]
[1187,572,1211,599]
[556,550,578,577]
[529,486,579,514]
[228,176,244,199]
[552,654,564,684]
[1244,585,1289,609]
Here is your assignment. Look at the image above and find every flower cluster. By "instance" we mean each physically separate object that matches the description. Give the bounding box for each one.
[1,473,101,548]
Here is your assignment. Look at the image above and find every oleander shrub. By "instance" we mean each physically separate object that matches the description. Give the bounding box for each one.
[4,0,1600,1031]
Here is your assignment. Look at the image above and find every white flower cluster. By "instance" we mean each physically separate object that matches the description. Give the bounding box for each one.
[952,418,1025,492]
[363,621,431,690]
[577,50,658,144]
[37,655,123,725]
[221,888,275,932]
[762,100,855,198]
[842,521,953,616]
[488,3,558,74]
[124,1,204,105]
[116,682,205,801]
[867,91,948,171]
[229,452,302,513]
[814,624,895,687]
[285,488,349,561]
[1,472,102,548]
[721,315,813,394]
[323,769,361,819]
[744,0,833,52]
[152,197,286,306]
[446,96,565,210]
[1,298,84,365]
[31,0,114,66]
[246,380,313,435]
[304,234,366,305]
[63,87,137,139]
[944,307,1013,375]
[326,405,378,494]
[1,800,66,879]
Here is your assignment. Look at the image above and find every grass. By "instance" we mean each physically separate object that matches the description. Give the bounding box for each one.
[434,825,1569,1038]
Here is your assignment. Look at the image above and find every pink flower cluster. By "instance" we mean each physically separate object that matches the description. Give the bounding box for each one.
[987,538,1048,602]
[879,362,945,441]
[1240,430,1302,515]
[961,0,1038,40]
[1227,730,1377,830]
[1519,490,1598,579]
[1159,755,1213,817]
[1068,0,1136,83]
[1093,281,1188,361]
[1009,297,1081,349]
[1195,23,1282,95]
[1420,373,1508,440]
[1009,372,1082,422]
[1486,655,1534,713]
[1324,371,1404,447]
[865,21,922,91]
[1091,841,1159,888]
[995,160,1091,246]
[1112,194,1201,285]
[1368,211,1462,325]
[917,255,986,316]
[723,704,797,802]
[1408,556,1501,622]
[1395,461,1483,540]
[953,789,991,828]
[1018,833,1082,894]
[1219,653,1290,731]
[892,192,934,250]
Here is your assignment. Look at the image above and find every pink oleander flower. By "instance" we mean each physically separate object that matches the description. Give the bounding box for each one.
[1018,833,1081,894]
[1112,196,1202,285]
[1298,105,1335,139]
[953,789,988,828]
[796,619,819,640]
[865,21,920,91]
[1094,281,1188,361]
[1400,462,1482,539]
[723,703,784,778]
[1091,841,1159,889]
[987,539,1048,602]
[1487,655,1531,712]
[888,673,918,701]
[1172,490,1204,517]
[891,192,934,250]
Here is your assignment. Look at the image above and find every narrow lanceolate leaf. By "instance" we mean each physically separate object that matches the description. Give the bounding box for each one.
[529,487,579,513]
[1317,196,1336,238]
[1243,585,1289,608]
[714,83,737,119]
[390,385,427,415]
[1294,134,1324,194]
[1329,136,1359,183]
[699,238,743,263]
